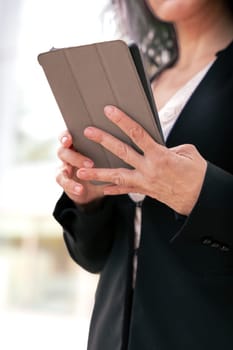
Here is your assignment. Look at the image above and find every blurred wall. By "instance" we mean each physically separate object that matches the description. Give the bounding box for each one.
[0,1,117,349]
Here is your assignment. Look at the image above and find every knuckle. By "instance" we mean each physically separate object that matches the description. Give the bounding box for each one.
[129,125,144,141]
[56,170,71,192]
[57,147,64,160]
[185,144,197,153]
[116,143,129,161]
[56,172,63,187]
[55,173,60,184]
[112,172,126,186]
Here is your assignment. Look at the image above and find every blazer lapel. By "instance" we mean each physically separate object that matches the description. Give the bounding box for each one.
[165,40,233,153]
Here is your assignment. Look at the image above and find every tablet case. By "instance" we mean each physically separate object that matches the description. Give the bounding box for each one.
[38,40,164,168]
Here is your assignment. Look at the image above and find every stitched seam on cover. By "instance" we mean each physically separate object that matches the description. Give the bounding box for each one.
[62,49,93,125]
[63,48,110,167]
[94,43,121,167]
[95,42,143,158]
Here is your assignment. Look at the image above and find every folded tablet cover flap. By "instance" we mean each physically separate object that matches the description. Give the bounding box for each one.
[129,43,164,142]
[38,40,163,168]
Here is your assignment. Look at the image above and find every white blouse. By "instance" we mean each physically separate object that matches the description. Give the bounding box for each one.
[129,60,215,287]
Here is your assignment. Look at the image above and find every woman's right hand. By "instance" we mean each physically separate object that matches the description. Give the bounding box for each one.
[56,130,105,206]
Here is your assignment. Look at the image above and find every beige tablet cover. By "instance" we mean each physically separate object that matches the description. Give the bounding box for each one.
[38,40,163,168]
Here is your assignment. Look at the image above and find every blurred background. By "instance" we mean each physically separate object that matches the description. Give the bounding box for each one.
[0,0,119,349]
[0,0,176,348]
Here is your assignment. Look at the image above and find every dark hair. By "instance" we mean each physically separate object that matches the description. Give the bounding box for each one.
[109,0,178,78]
[108,0,233,78]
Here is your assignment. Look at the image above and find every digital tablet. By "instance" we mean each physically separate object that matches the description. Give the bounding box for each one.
[38,40,164,168]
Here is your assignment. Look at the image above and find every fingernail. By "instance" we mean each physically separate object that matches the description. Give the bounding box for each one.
[61,136,68,144]
[104,105,115,116]
[84,127,94,137]
[78,169,86,176]
[84,159,94,168]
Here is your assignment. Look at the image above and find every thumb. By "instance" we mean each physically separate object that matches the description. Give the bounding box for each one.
[169,144,199,160]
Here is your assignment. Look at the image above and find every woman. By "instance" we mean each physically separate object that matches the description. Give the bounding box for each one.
[54,1,233,349]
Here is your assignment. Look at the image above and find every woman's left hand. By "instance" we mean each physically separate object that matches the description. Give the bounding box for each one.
[77,105,207,216]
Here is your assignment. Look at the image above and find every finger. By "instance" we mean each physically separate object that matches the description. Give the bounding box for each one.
[103,184,137,196]
[60,162,73,178]
[77,167,138,188]
[104,105,165,154]
[84,127,142,169]
[57,147,94,169]
[57,160,74,179]
[59,130,73,148]
[56,169,84,196]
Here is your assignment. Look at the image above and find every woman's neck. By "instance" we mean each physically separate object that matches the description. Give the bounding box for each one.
[174,2,233,69]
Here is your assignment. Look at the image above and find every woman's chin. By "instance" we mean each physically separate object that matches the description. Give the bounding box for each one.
[145,0,206,23]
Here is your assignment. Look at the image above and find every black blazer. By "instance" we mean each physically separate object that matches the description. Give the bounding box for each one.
[53,40,233,350]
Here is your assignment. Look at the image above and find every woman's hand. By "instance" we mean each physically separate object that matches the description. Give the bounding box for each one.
[56,131,105,206]
[76,106,207,216]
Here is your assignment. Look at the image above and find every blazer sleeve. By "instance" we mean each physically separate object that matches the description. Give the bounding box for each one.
[172,162,233,248]
[53,192,117,273]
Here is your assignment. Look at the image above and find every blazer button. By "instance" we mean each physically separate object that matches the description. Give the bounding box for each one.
[220,245,230,252]
[202,238,212,245]
[210,242,220,249]
[201,238,230,252]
